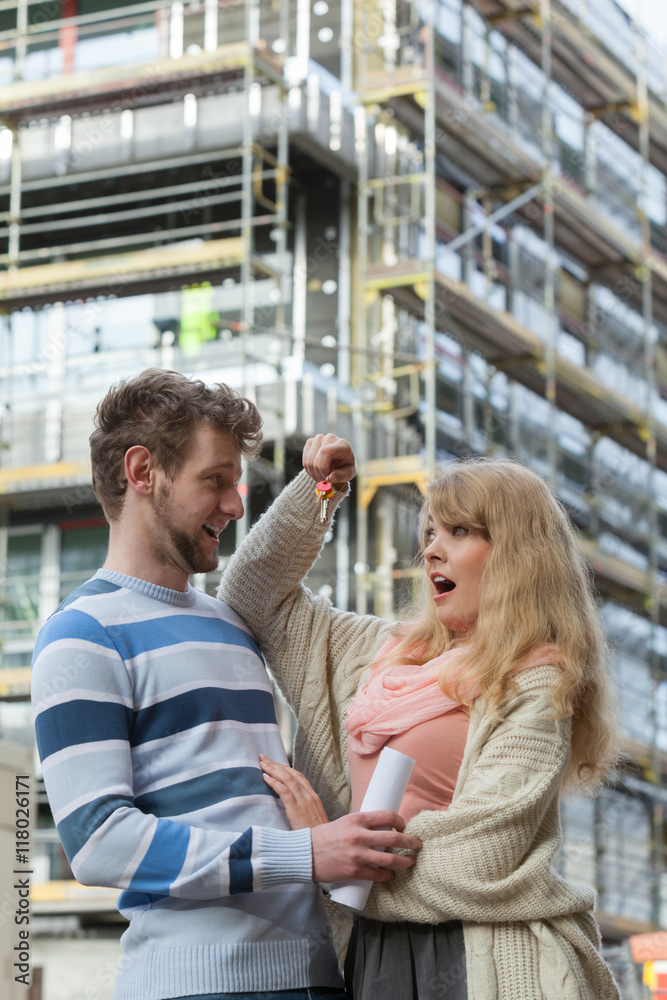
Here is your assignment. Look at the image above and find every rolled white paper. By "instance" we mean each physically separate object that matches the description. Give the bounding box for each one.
[329,746,415,911]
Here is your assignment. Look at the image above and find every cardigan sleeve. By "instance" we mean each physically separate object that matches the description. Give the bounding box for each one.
[218,470,392,718]
[362,666,594,925]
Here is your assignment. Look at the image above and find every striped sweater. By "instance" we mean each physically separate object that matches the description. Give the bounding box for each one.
[31,569,342,1000]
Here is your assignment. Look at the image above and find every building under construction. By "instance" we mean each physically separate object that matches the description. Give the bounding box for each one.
[1,0,667,995]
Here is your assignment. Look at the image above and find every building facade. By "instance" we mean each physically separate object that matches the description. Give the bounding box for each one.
[0,0,666,995]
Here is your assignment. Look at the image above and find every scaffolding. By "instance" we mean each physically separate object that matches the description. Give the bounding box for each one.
[344,0,667,935]
[1,0,667,963]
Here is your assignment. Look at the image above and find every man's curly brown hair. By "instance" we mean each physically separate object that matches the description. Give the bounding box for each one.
[90,368,262,520]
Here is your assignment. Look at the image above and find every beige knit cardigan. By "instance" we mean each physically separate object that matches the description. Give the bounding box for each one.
[218,471,621,1000]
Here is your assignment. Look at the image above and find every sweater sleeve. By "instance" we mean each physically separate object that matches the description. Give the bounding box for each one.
[31,609,313,903]
[363,666,594,925]
[218,470,392,718]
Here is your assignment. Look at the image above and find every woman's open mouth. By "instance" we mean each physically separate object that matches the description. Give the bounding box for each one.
[432,574,455,596]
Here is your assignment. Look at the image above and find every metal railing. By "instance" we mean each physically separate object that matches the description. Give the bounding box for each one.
[0,0,276,81]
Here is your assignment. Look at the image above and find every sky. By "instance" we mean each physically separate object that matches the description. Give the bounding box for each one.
[619,0,667,49]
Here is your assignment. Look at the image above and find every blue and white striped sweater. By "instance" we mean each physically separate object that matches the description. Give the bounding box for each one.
[32,569,342,1000]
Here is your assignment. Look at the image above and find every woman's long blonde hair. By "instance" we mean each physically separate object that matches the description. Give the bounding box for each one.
[372,457,621,792]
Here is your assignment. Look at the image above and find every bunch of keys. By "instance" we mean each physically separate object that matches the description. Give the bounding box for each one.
[315,480,335,523]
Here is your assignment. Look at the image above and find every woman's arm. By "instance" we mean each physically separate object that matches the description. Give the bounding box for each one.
[219,464,394,818]
[218,468,348,670]
[218,447,392,718]
[362,665,592,925]
[259,753,329,829]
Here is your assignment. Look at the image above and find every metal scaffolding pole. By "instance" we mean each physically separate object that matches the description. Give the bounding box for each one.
[7,126,21,270]
[351,0,442,613]
[14,0,27,82]
[237,0,260,547]
[272,4,290,490]
[355,99,371,614]
[338,180,352,387]
[636,23,663,927]
[423,14,437,471]
[441,182,544,258]
[540,0,558,487]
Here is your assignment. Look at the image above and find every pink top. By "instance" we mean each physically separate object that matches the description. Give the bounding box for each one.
[348,706,470,821]
[344,640,561,821]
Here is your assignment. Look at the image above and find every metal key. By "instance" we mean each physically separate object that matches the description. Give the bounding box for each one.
[315,480,335,523]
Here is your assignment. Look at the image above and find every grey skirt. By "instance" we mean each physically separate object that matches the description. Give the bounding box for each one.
[344,916,467,1000]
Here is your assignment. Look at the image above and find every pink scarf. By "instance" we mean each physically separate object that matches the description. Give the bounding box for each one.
[345,641,561,756]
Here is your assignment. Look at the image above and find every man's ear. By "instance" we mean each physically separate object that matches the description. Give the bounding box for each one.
[125,446,156,498]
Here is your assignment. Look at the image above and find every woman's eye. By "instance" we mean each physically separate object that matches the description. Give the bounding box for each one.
[451,525,468,536]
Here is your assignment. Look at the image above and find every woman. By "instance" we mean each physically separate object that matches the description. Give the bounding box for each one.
[218,434,622,1000]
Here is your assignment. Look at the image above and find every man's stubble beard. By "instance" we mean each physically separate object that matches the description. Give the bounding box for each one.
[152,483,219,576]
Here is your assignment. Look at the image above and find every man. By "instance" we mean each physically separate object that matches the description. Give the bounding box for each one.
[31,369,420,1000]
